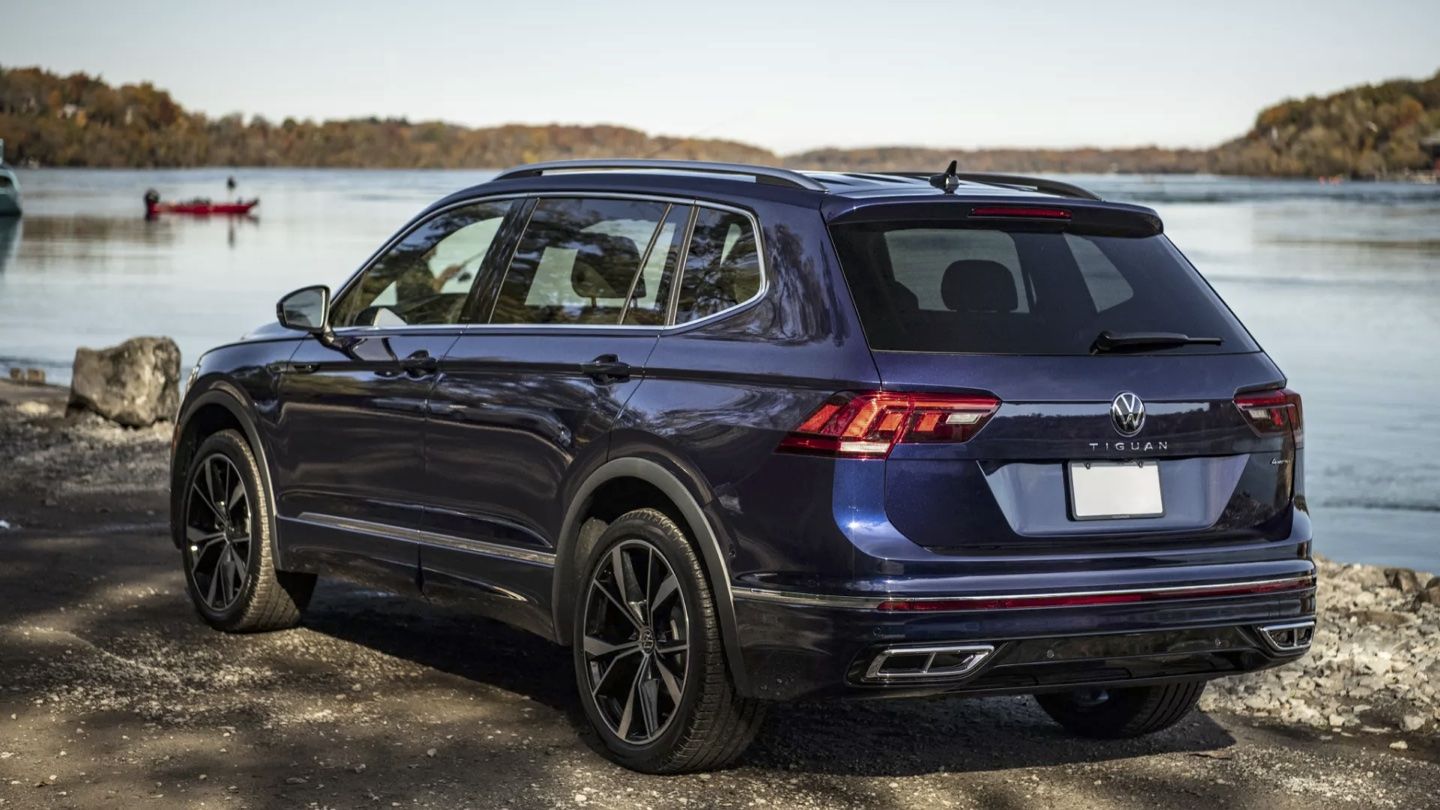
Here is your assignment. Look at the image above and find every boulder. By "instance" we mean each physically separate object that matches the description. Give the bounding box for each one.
[1384,567,1424,594]
[68,337,181,427]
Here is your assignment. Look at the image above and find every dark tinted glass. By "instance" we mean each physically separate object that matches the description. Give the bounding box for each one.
[674,208,762,324]
[491,198,668,325]
[622,204,690,326]
[332,200,514,328]
[830,223,1257,355]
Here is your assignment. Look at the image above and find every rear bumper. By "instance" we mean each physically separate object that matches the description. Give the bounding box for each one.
[731,573,1316,701]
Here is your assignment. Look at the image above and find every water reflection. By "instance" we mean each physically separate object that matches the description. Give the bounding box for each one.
[0,217,19,273]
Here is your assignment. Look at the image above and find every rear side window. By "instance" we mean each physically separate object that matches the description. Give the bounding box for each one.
[674,208,762,325]
[830,223,1256,355]
[491,197,669,325]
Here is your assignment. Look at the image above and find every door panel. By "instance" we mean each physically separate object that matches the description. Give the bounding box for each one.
[272,330,460,582]
[423,331,657,550]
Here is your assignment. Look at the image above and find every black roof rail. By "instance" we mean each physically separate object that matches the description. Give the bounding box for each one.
[493,159,828,192]
[883,171,1101,201]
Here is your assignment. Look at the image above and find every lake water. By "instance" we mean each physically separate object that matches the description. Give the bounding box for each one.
[1,169,1437,570]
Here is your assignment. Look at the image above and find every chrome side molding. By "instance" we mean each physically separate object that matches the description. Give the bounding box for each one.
[1256,620,1315,653]
[862,644,995,683]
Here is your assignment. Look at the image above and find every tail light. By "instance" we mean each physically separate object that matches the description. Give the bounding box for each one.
[1235,388,1303,443]
[779,391,1000,459]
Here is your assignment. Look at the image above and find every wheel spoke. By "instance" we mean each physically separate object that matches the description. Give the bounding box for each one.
[584,635,640,659]
[615,662,645,740]
[204,552,221,606]
[592,578,641,631]
[654,655,683,704]
[650,573,678,616]
[638,669,659,737]
[191,482,223,523]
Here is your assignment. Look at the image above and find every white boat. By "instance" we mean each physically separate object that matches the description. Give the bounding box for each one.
[0,139,21,217]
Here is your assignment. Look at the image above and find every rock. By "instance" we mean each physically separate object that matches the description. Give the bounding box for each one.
[14,401,50,418]
[68,337,180,428]
[1383,568,1423,594]
[1417,586,1440,607]
[1390,740,1409,750]
[1352,609,1417,627]
[1402,714,1425,731]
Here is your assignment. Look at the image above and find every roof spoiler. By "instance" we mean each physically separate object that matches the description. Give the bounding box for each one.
[826,199,1162,237]
[884,171,1100,201]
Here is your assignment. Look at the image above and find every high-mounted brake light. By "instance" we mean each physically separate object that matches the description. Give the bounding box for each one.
[969,206,1072,220]
[779,392,1000,459]
[1234,388,1303,444]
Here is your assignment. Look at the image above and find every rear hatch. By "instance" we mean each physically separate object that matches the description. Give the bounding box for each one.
[819,200,1302,552]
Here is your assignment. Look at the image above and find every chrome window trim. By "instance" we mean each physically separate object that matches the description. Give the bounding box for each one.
[733,574,1317,612]
[328,191,770,337]
[295,511,556,566]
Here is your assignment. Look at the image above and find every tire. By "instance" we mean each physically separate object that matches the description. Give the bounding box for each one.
[179,429,315,632]
[572,508,765,773]
[1034,680,1207,739]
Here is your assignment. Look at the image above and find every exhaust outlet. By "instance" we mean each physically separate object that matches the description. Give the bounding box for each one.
[863,644,995,683]
[1257,620,1315,653]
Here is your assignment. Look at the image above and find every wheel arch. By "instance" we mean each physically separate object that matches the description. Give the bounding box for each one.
[171,383,285,566]
[553,456,751,694]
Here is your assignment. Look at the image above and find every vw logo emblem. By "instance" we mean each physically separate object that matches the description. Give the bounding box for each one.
[1111,392,1145,437]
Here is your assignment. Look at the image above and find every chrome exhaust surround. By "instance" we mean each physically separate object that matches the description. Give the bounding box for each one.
[1257,620,1315,653]
[863,644,995,683]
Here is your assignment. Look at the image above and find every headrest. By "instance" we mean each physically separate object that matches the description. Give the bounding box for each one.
[940,260,1018,313]
[571,232,643,299]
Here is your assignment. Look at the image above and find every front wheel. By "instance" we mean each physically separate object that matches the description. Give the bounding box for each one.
[1034,680,1207,739]
[573,508,764,773]
[179,429,315,632]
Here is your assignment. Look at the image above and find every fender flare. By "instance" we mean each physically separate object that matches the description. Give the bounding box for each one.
[552,456,751,693]
[172,384,287,568]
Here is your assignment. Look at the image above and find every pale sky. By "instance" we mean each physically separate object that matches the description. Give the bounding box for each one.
[3,0,1436,154]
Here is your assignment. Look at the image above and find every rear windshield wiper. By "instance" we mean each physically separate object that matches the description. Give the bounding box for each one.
[1091,330,1223,354]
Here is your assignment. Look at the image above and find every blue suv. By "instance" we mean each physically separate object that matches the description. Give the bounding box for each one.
[171,160,1315,772]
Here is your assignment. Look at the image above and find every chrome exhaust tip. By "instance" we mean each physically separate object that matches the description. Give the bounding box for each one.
[863,644,995,683]
[1257,620,1315,653]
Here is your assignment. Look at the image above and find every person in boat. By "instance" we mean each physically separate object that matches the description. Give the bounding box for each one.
[227,176,237,199]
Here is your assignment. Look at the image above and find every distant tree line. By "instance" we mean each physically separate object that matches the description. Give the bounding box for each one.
[2,64,1437,177]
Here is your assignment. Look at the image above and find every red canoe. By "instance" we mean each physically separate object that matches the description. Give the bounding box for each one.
[146,199,258,216]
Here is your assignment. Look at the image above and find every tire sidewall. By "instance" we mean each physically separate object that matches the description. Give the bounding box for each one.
[572,511,717,768]
[181,430,267,627]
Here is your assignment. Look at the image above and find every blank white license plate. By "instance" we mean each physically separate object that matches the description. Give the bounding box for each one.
[1068,460,1164,520]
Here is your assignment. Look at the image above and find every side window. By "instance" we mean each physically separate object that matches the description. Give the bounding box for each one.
[674,208,762,325]
[622,204,690,326]
[490,198,669,325]
[1067,233,1134,313]
[883,229,1029,314]
[331,200,514,328]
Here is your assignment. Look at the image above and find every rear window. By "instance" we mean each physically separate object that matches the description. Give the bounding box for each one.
[830,223,1257,355]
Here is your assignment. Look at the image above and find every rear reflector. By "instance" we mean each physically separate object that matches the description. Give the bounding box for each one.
[1234,388,1303,444]
[779,391,1000,459]
[874,575,1315,612]
[969,206,1072,220]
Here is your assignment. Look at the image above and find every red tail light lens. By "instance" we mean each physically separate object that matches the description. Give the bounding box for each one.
[969,206,1072,220]
[1234,388,1303,443]
[779,392,1000,459]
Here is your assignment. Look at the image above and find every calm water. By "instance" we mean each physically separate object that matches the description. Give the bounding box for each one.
[2,169,1438,569]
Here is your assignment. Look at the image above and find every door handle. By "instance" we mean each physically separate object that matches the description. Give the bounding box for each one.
[580,354,632,384]
[400,350,439,378]
[268,361,318,374]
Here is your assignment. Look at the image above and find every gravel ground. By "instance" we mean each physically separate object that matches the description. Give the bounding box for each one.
[1,382,1438,808]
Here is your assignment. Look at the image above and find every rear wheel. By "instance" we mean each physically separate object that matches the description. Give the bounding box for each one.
[1034,680,1206,739]
[180,429,314,632]
[573,508,764,773]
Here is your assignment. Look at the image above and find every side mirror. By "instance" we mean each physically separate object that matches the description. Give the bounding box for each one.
[277,285,331,334]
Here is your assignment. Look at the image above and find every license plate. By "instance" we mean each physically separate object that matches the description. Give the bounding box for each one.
[1068,460,1164,520]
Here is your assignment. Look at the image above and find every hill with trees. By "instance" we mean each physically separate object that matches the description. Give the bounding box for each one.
[2,64,1437,177]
